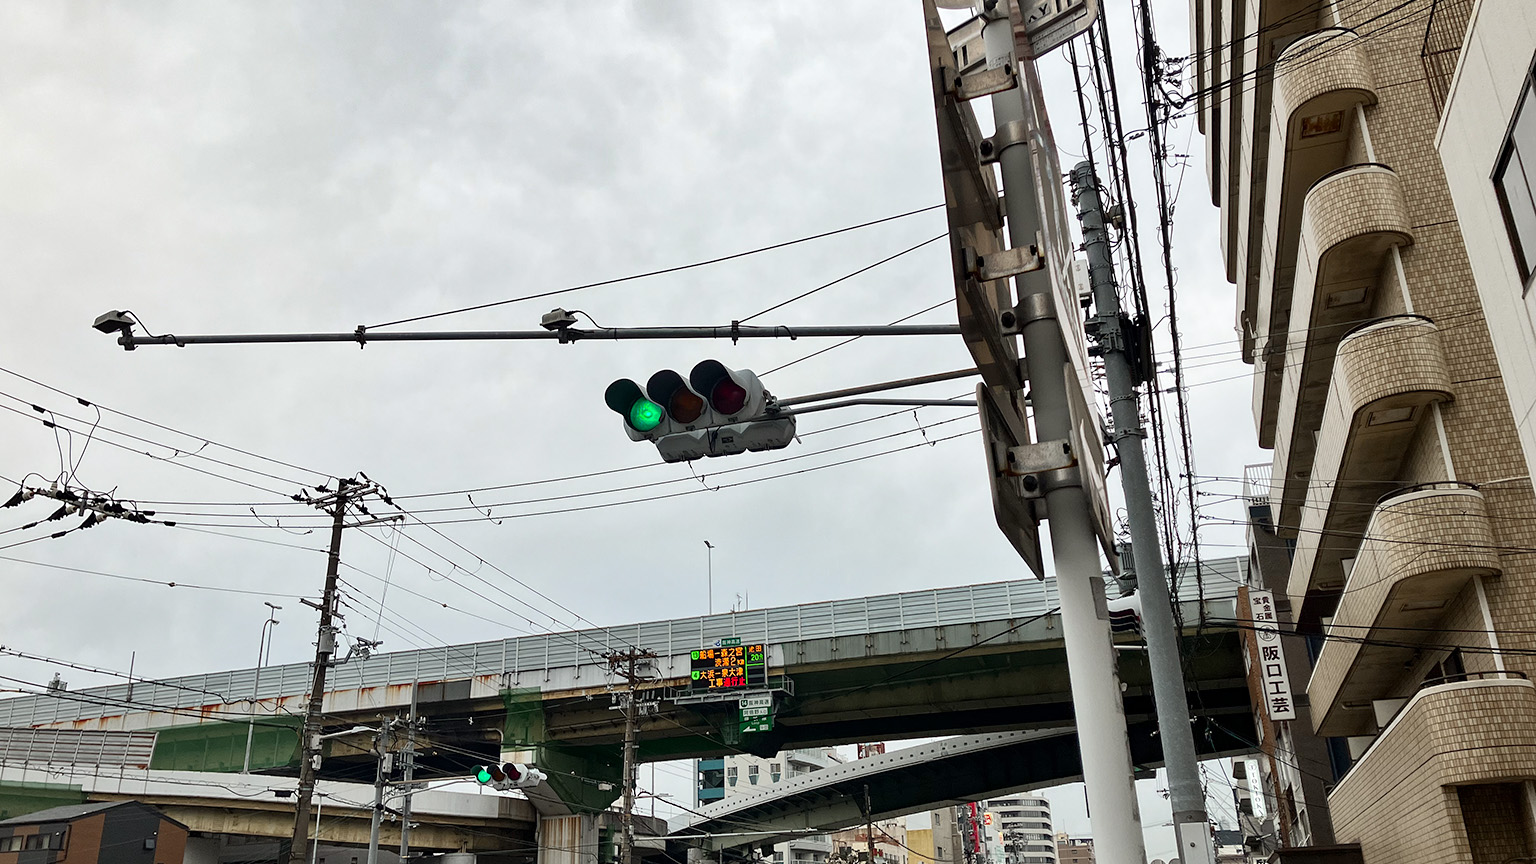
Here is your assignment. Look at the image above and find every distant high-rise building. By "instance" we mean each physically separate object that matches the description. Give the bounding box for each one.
[983,796,1055,864]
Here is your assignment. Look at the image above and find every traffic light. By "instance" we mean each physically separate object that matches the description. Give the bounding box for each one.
[472,762,547,791]
[603,360,796,462]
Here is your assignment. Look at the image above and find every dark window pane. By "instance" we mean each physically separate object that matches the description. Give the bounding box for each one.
[1514,83,1536,158]
[1497,76,1536,283]
[1502,147,1536,278]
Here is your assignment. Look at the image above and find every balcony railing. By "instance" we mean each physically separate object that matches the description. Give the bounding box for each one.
[1283,315,1451,615]
[1308,483,1499,736]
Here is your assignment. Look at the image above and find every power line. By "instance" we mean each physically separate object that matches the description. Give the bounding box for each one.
[0,364,334,485]
[369,204,946,329]
[738,233,947,324]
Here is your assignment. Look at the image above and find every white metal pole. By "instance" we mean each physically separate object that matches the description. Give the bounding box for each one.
[243,608,278,774]
[981,7,1148,861]
[311,794,323,864]
[704,541,714,615]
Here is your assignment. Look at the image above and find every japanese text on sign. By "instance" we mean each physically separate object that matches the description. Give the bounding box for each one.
[690,644,767,690]
[1248,589,1296,721]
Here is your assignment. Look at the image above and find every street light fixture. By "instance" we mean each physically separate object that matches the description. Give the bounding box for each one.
[242,603,281,773]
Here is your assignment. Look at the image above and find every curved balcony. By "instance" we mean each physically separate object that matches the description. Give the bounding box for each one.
[1271,165,1413,533]
[1286,317,1453,619]
[1330,675,1536,845]
[1250,28,1379,448]
[1309,484,1500,736]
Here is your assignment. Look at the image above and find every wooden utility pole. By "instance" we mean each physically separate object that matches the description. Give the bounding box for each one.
[605,648,657,864]
[287,478,391,864]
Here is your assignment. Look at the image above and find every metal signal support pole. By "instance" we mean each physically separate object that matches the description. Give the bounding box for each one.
[1072,161,1214,863]
[979,6,1149,861]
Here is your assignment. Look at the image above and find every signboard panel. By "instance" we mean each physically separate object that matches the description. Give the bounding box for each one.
[977,384,1044,577]
[738,694,773,710]
[690,644,767,691]
[1014,0,1100,60]
[739,715,773,734]
[924,0,1022,395]
[1247,590,1296,721]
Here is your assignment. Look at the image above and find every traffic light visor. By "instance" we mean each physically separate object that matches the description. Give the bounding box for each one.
[689,360,747,415]
[605,379,664,432]
[647,369,706,424]
[502,762,522,781]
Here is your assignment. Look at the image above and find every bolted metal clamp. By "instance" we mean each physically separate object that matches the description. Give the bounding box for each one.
[1004,438,1075,477]
[1000,290,1056,335]
[947,62,1019,102]
[979,119,1029,164]
[963,234,1046,285]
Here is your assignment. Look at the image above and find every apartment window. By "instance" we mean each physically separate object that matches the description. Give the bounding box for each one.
[1496,60,1536,290]
[21,832,65,852]
[771,762,782,783]
[748,764,760,785]
[727,766,738,787]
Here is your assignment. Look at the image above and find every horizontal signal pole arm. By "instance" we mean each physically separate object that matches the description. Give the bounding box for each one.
[775,367,979,408]
[101,320,962,350]
[776,398,977,416]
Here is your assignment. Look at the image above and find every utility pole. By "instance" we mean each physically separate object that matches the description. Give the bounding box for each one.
[606,648,656,864]
[367,718,396,864]
[288,478,376,864]
[863,785,876,864]
[398,686,420,862]
[1072,161,1214,864]
[974,6,1149,861]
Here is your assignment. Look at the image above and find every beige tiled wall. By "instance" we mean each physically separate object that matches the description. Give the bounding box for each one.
[1330,680,1536,862]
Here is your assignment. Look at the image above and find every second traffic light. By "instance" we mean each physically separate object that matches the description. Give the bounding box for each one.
[604,360,795,462]
[473,762,547,791]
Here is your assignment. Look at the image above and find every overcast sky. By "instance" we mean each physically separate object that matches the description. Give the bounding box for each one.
[0,2,1261,858]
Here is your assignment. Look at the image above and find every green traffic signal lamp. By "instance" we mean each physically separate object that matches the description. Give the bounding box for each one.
[604,379,664,433]
[475,765,493,784]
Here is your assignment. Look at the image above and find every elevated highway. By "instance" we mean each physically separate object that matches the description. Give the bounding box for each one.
[0,559,1254,813]
[669,725,1253,850]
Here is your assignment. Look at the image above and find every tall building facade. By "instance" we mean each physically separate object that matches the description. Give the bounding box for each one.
[983,796,1055,864]
[1192,0,1536,860]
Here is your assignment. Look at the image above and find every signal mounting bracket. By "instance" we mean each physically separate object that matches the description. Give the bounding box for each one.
[1005,438,1075,477]
[963,234,1045,283]
[999,290,1056,335]
[946,62,1018,102]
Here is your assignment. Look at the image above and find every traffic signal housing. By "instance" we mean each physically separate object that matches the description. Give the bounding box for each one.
[603,360,796,462]
[473,762,547,791]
